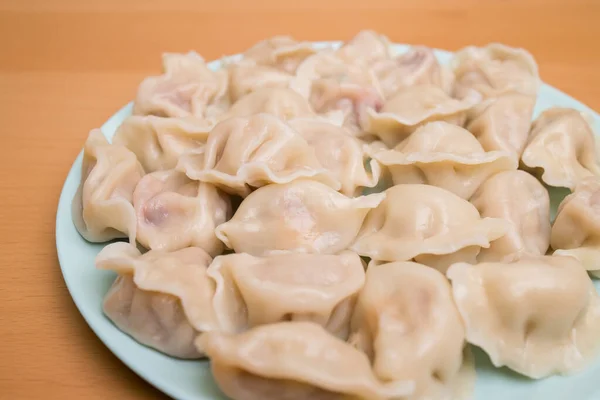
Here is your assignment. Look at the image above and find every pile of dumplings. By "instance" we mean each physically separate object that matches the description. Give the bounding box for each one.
[71,30,600,400]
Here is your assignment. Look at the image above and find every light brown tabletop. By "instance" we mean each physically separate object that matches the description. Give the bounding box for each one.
[1,0,599,398]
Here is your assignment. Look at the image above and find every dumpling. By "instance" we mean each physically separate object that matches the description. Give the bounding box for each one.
[133,170,231,255]
[215,180,386,255]
[207,251,365,338]
[363,85,476,147]
[227,61,294,103]
[551,177,600,277]
[337,30,392,67]
[451,43,540,101]
[224,87,317,121]
[350,261,475,400]
[197,321,414,400]
[288,118,381,196]
[242,36,316,74]
[133,52,229,119]
[97,242,219,359]
[447,255,600,378]
[291,51,384,131]
[292,51,381,100]
[521,108,600,190]
[112,115,211,172]
[471,170,550,262]
[372,46,454,99]
[465,92,536,161]
[350,184,508,272]
[311,82,383,133]
[177,114,339,197]
[72,129,143,243]
[372,121,516,199]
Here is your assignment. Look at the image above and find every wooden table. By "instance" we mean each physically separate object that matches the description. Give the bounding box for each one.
[1,0,599,398]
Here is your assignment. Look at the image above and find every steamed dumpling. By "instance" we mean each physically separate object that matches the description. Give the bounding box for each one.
[227,61,294,103]
[288,119,381,196]
[133,170,231,256]
[133,52,229,119]
[177,114,339,197]
[447,255,600,378]
[112,115,212,172]
[337,30,392,67]
[451,43,540,101]
[521,108,600,190]
[207,251,365,338]
[350,184,508,272]
[350,261,475,400]
[292,50,381,100]
[198,322,414,400]
[242,36,316,74]
[363,85,476,147]
[466,92,536,161]
[215,180,386,255]
[471,170,550,262]
[372,46,454,99]
[72,129,143,243]
[291,51,384,131]
[97,242,219,359]
[312,82,383,132]
[372,122,516,199]
[551,177,600,277]
[224,87,316,121]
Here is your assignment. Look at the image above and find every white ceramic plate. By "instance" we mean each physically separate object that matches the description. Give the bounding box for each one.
[56,42,600,400]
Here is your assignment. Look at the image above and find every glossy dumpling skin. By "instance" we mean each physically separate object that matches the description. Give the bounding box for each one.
[197,322,415,400]
[521,108,600,190]
[97,242,219,359]
[177,114,340,197]
[133,170,231,256]
[447,255,600,378]
[372,121,516,199]
[350,184,508,272]
[471,170,550,262]
[363,85,476,147]
[112,115,211,172]
[133,52,229,120]
[350,261,475,400]
[551,177,600,277]
[72,129,143,243]
[451,43,540,101]
[291,50,384,132]
[207,251,365,338]
[466,92,536,161]
[215,180,386,255]
[288,119,381,196]
[372,46,454,99]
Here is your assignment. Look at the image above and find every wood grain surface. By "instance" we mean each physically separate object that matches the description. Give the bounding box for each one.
[1,0,599,398]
